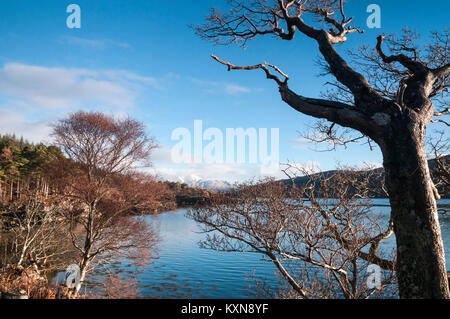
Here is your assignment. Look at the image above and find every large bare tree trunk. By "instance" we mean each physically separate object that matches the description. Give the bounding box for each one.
[197,0,450,298]
[380,115,450,298]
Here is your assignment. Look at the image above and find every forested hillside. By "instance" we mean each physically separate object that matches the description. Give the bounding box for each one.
[282,156,450,198]
[0,134,212,209]
[0,134,64,202]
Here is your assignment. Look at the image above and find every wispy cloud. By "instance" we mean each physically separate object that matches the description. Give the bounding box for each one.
[358,161,383,169]
[0,63,161,110]
[0,108,53,144]
[151,161,323,183]
[148,145,321,183]
[289,137,312,150]
[147,145,272,182]
[188,77,252,95]
[150,162,274,183]
[61,36,131,50]
[0,62,164,144]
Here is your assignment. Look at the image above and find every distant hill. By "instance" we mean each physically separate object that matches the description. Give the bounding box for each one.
[280,156,450,198]
[168,156,449,198]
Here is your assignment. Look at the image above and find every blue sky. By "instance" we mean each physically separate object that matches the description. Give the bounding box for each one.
[0,0,448,182]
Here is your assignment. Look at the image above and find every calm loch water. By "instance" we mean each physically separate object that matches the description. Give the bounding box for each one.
[136,209,279,298]
[121,199,450,299]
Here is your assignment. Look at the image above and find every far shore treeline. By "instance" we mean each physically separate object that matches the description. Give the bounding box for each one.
[1,132,448,207]
[0,133,214,210]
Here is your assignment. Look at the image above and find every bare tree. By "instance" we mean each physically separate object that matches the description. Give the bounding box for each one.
[194,0,450,298]
[188,167,396,298]
[429,131,450,191]
[50,111,158,294]
[0,192,72,271]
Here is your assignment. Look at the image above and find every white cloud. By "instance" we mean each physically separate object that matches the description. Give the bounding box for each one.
[280,161,322,177]
[150,162,266,183]
[151,161,324,184]
[101,69,162,90]
[358,161,383,169]
[0,62,164,144]
[188,77,252,95]
[0,63,160,110]
[289,137,312,150]
[149,145,322,183]
[224,83,251,95]
[150,145,173,163]
[0,109,53,144]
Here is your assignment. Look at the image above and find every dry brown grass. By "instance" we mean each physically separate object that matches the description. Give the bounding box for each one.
[0,266,87,299]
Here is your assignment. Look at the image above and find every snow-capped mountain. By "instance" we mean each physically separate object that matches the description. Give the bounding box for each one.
[176,177,231,191]
[188,180,233,191]
[175,174,233,191]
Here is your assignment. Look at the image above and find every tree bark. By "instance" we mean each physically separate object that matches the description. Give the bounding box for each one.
[74,258,90,295]
[201,0,450,298]
[379,113,450,298]
[279,83,450,298]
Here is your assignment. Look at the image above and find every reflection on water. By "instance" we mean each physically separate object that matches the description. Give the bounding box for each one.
[136,209,280,298]
[95,199,450,299]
